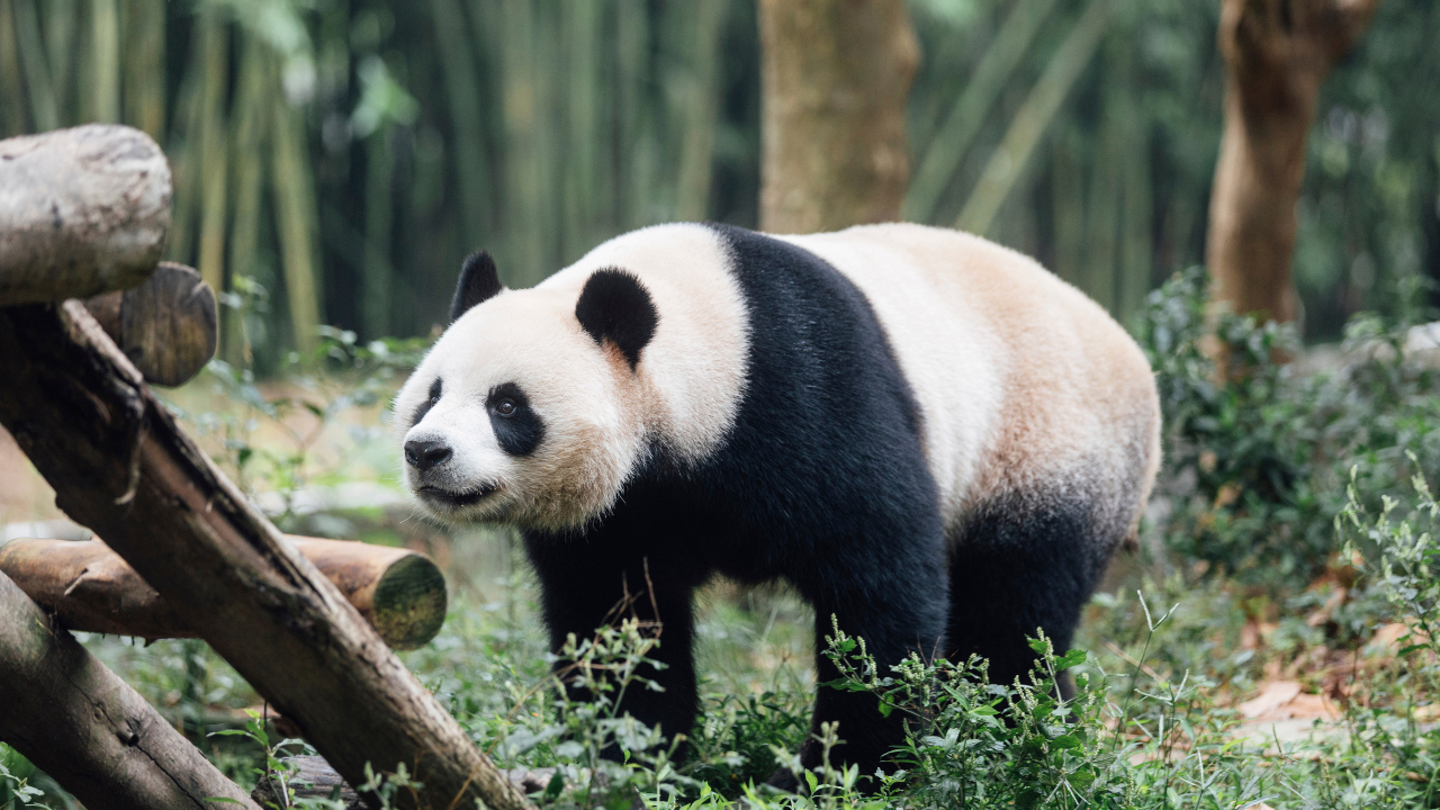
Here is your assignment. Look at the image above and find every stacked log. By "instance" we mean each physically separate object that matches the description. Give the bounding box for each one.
[0,125,535,810]
[0,536,447,651]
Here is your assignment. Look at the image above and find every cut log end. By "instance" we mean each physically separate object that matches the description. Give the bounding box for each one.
[83,262,218,387]
[372,553,448,651]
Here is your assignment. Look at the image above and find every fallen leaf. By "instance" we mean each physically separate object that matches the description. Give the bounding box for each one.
[1239,681,1302,719]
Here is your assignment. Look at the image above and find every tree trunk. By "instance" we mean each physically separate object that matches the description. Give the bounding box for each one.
[0,125,170,305]
[0,569,258,810]
[0,301,533,810]
[0,536,447,651]
[758,0,918,233]
[1206,0,1381,324]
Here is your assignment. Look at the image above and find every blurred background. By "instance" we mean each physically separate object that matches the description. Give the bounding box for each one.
[0,0,1435,373]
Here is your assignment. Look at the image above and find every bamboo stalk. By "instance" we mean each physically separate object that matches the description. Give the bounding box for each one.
[225,37,270,365]
[89,0,121,123]
[12,0,56,131]
[1118,88,1152,326]
[0,0,28,136]
[560,0,603,259]
[121,0,165,140]
[430,0,491,253]
[1050,128,1085,285]
[270,95,323,354]
[673,0,725,223]
[905,0,1061,222]
[44,0,76,122]
[1083,91,1123,313]
[363,129,395,338]
[955,0,1111,237]
[196,12,230,297]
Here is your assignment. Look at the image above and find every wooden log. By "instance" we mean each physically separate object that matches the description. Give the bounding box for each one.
[82,262,218,387]
[252,756,559,808]
[0,536,447,651]
[0,125,171,305]
[0,569,258,810]
[0,301,534,810]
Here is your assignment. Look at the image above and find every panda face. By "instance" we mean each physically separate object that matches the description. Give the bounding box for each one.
[396,288,647,531]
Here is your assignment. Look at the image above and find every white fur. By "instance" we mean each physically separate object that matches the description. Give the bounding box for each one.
[396,224,747,531]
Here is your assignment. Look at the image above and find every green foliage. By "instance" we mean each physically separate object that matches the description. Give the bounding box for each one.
[1136,268,1440,588]
[0,745,45,810]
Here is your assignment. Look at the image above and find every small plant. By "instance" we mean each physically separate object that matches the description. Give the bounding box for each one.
[0,745,45,810]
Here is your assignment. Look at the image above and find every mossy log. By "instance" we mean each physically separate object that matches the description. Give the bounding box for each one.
[82,262,217,387]
[0,536,446,651]
[0,125,171,305]
[0,301,535,810]
[0,569,257,810]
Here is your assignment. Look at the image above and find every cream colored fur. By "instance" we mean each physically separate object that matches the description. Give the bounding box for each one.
[780,224,1160,541]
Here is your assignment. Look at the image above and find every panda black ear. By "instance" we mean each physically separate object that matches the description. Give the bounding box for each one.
[575,269,658,370]
[451,250,504,322]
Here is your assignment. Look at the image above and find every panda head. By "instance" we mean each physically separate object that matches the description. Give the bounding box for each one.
[395,250,659,532]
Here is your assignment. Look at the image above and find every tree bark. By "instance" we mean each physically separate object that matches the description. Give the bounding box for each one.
[82,261,218,388]
[0,569,258,810]
[0,125,171,305]
[758,0,919,233]
[0,301,534,810]
[0,536,447,651]
[1206,0,1381,324]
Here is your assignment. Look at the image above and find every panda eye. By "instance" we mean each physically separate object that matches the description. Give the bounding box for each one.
[428,378,442,403]
[495,398,517,417]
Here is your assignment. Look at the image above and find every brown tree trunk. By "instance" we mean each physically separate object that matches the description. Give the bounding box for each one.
[0,569,258,810]
[1206,0,1381,324]
[0,301,533,810]
[758,0,919,233]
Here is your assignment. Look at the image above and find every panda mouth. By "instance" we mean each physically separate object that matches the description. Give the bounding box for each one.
[418,484,498,508]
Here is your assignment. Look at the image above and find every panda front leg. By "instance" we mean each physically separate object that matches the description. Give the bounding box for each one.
[786,536,950,789]
[523,534,704,759]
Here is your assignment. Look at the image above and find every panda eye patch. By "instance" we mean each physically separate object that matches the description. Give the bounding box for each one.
[487,382,544,456]
[411,378,443,427]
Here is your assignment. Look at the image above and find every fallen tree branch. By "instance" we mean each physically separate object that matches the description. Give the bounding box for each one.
[0,569,258,810]
[0,125,171,305]
[0,536,447,651]
[0,301,533,810]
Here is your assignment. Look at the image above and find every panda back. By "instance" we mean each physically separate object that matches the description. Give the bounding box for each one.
[777,224,1159,531]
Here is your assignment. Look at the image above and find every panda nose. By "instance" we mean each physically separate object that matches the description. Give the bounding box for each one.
[404,440,453,471]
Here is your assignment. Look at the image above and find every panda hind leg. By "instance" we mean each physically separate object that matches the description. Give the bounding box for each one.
[944,493,1114,698]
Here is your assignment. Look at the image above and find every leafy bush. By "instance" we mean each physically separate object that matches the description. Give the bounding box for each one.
[1137,268,1440,588]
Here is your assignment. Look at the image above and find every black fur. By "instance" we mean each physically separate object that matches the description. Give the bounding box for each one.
[451,251,504,321]
[945,492,1105,698]
[487,382,544,456]
[411,378,442,428]
[574,269,658,370]
[525,225,952,785]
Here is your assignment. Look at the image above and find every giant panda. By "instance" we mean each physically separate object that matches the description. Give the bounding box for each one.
[395,222,1160,784]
